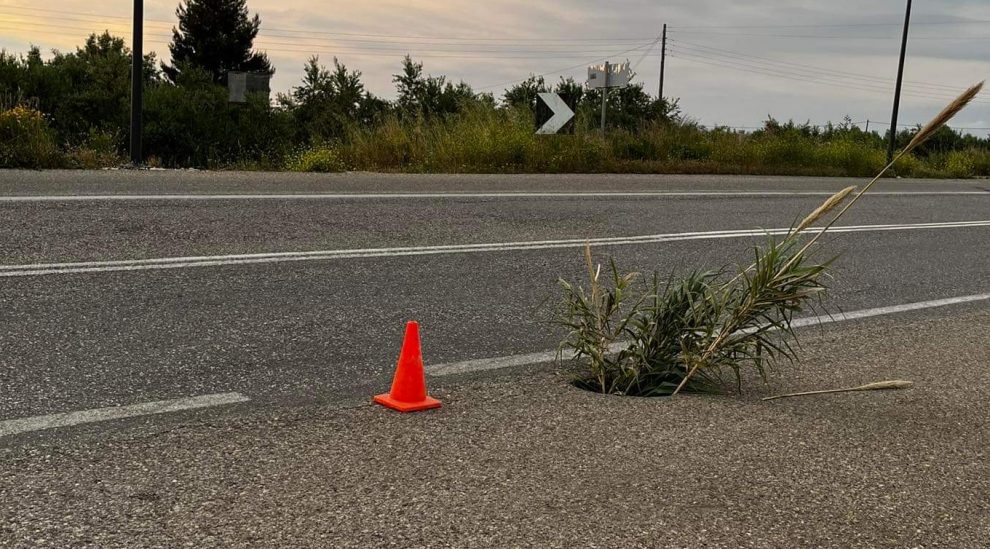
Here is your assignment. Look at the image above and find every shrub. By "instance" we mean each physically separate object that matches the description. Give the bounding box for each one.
[65,129,123,168]
[555,82,985,397]
[0,106,61,168]
[556,238,830,396]
[944,149,989,178]
[285,145,347,172]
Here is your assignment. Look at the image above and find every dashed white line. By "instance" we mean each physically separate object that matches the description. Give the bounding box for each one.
[426,293,990,376]
[0,393,250,438]
[0,191,988,202]
[4,295,987,435]
[1,220,988,277]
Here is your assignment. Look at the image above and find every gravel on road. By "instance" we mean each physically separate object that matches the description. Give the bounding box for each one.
[2,306,989,548]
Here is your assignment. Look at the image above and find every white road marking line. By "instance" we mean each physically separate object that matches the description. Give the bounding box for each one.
[0,191,987,202]
[0,392,250,438]
[427,293,990,376]
[1,220,989,277]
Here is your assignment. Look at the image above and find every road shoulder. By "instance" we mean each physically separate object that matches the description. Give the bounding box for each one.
[2,307,989,548]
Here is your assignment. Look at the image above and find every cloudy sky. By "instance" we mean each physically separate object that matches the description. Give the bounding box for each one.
[1,0,988,133]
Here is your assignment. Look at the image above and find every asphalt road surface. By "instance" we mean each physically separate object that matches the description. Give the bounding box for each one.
[1,171,988,446]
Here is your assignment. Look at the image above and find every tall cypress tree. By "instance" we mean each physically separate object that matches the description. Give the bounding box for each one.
[164,0,273,84]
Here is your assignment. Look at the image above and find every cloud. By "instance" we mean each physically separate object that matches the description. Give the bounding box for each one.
[1,0,987,131]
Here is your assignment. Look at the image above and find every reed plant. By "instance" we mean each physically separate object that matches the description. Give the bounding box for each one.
[555,83,984,396]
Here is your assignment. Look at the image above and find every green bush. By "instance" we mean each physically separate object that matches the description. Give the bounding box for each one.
[65,129,123,168]
[0,106,61,168]
[285,145,347,172]
[144,69,294,168]
[945,149,989,178]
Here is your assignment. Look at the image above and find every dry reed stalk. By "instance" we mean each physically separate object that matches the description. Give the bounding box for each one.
[762,380,913,401]
[792,185,857,234]
[671,82,984,398]
[790,81,985,263]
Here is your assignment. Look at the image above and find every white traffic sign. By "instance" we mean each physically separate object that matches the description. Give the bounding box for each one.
[587,61,631,89]
[535,93,575,135]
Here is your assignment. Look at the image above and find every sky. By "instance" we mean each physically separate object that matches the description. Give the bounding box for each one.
[1,0,989,133]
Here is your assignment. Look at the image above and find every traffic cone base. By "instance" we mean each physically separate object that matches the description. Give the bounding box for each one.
[373,393,441,413]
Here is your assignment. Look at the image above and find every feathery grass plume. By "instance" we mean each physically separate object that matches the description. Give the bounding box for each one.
[762,380,913,401]
[669,82,985,397]
[556,83,984,399]
[904,81,985,155]
[792,185,857,234]
[782,81,985,272]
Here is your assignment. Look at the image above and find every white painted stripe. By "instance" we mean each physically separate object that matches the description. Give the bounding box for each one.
[0,392,250,438]
[1,220,989,277]
[426,293,990,376]
[0,191,987,202]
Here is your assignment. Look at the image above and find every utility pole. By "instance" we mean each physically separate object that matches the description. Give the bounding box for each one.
[601,61,610,133]
[887,0,912,163]
[658,23,667,99]
[130,0,143,165]
[865,120,870,133]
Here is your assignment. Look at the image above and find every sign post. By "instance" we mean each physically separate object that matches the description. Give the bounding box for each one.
[587,61,631,134]
[600,62,609,132]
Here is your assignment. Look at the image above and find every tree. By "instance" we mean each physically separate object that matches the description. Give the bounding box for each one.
[579,82,677,131]
[553,76,583,112]
[281,56,390,142]
[164,0,272,84]
[0,32,158,144]
[502,75,547,112]
[393,55,480,119]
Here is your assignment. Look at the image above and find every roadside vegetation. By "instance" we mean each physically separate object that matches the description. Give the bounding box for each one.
[553,83,984,396]
[1,0,988,176]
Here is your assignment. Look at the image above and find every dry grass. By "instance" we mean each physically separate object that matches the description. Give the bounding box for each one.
[555,83,986,398]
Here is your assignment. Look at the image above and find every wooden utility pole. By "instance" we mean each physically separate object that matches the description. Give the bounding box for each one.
[658,24,667,99]
[130,0,144,164]
[887,0,912,162]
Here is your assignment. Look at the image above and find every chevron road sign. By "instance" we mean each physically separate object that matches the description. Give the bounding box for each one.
[535,93,575,135]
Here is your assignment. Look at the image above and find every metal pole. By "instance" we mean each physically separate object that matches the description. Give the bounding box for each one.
[865,120,870,133]
[658,24,667,99]
[130,0,143,165]
[601,61,609,133]
[887,0,912,163]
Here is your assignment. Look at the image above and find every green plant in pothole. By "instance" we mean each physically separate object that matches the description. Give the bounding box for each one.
[555,82,985,397]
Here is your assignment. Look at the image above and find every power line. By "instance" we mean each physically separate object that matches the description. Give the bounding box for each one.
[669,29,990,40]
[0,20,659,58]
[666,48,976,103]
[861,120,990,130]
[669,19,990,29]
[0,17,656,54]
[666,48,989,104]
[2,10,652,46]
[475,42,658,91]
[0,5,658,42]
[668,39,980,95]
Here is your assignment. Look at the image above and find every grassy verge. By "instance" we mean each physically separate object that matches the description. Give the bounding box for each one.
[3,103,988,177]
[317,108,990,177]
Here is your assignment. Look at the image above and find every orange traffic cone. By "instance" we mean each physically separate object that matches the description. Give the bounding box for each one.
[373,321,442,412]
